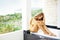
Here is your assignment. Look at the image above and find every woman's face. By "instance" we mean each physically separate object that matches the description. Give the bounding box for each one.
[34,13,44,21]
[34,13,44,25]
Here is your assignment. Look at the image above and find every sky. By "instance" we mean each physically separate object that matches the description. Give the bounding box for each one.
[0,0,22,15]
[31,0,45,9]
[0,0,45,15]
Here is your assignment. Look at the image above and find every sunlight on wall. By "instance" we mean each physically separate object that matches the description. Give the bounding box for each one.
[43,0,57,26]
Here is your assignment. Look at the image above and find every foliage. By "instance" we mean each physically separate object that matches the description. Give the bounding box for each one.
[0,13,22,22]
[0,13,22,34]
[31,9,43,17]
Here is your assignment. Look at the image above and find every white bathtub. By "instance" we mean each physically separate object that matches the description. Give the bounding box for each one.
[31,28,60,39]
[0,30,23,40]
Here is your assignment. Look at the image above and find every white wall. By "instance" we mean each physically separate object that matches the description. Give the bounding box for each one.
[0,30,23,40]
[43,0,57,26]
[57,0,60,28]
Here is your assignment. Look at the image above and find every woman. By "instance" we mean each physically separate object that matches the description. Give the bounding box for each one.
[29,13,56,36]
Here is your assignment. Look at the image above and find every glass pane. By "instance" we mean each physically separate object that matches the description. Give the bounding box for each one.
[31,8,42,17]
[0,0,22,34]
[31,0,44,17]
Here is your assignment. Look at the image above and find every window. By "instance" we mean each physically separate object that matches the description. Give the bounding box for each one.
[31,0,44,17]
[31,0,57,26]
[0,0,22,34]
[22,0,57,30]
[0,0,57,33]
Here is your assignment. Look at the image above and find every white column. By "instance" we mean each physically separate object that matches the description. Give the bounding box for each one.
[26,0,31,29]
[57,0,60,37]
[22,0,31,30]
[57,0,60,28]
[22,0,27,30]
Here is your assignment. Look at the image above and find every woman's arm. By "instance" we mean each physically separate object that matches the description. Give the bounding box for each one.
[29,18,39,32]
